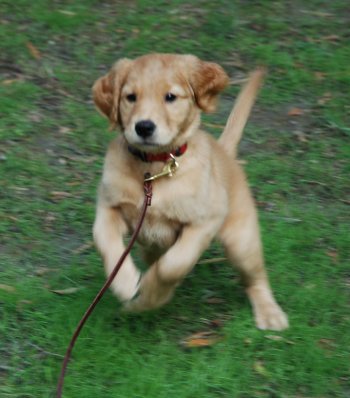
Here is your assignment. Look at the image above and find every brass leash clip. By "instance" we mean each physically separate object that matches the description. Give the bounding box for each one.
[144,154,179,182]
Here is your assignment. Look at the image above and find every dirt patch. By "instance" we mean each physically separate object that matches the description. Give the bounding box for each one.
[218,95,315,135]
[250,103,314,134]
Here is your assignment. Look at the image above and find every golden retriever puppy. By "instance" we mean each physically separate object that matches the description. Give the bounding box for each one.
[92,53,288,330]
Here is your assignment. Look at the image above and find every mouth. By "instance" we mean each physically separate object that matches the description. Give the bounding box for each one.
[140,141,159,147]
[124,125,176,153]
[126,138,164,154]
[124,131,173,153]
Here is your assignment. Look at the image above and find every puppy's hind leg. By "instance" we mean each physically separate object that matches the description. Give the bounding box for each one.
[219,193,288,331]
[93,204,141,302]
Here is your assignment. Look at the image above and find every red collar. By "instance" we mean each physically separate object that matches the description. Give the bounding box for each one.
[128,143,188,163]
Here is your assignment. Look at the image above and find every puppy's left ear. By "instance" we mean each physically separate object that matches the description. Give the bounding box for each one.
[188,58,229,112]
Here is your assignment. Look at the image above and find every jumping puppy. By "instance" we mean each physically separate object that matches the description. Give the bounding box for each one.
[92,54,288,330]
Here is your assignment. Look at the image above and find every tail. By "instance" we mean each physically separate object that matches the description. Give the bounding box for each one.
[219,68,266,157]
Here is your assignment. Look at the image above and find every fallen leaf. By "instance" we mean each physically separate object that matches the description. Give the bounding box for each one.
[180,331,223,348]
[0,284,16,293]
[244,338,252,345]
[58,10,76,16]
[28,111,43,123]
[58,126,72,134]
[253,360,270,377]
[326,249,338,263]
[72,241,94,255]
[34,267,52,276]
[301,179,326,187]
[288,107,304,116]
[304,283,316,290]
[314,72,326,81]
[58,158,67,165]
[61,155,98,164]
[318,338,336,350]
[17,300,33,311]
[50,191,73,200]
[66,181,80,186]
[222,55,245,69]
[51,287,82,295]
[18,299,32,305]
[44,212,56,223]
[26,42,41,60]
[322,34,340,42]
[266,337,295,345]
[286,339,296,345]
[172,315,189,321]
[300,10,333,18]
[256,201,275,211]
[294,62,305,69]
[280,217,302,223]
[2,78,24,85]
[317,92,332,106]
[250,23,263,32]
[294,130,308,143]
[265,335,284,341]
[200,318,225,328]
[11,186,29,192]
[208,319,224,328]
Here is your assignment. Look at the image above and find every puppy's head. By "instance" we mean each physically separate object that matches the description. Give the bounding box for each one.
[93,54,228,152]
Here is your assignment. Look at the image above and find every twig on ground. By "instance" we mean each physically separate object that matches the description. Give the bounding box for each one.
[300,179,327,187]
[229,77,249,85]
[72,241,94,254]
[28,343,64,359]
[202,122,225,129]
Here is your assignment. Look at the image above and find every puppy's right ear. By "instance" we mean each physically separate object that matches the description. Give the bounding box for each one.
[92,58,132,128]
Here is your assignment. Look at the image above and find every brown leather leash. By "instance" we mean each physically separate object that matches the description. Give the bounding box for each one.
[56,177,153,398]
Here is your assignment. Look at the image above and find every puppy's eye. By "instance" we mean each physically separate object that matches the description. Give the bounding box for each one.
[126,93,137,102]
[165,93,177,103]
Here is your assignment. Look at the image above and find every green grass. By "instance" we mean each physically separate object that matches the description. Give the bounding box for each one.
[1,0,349,397]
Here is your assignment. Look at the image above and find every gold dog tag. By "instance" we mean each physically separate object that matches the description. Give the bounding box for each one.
[144,154,179,182]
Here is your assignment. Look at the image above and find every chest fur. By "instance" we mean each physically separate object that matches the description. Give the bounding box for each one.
[118,178,209,247]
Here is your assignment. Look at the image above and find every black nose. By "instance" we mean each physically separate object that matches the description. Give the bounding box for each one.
[135,120,156,138]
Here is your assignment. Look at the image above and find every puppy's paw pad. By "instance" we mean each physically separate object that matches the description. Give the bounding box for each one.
[121,293,148,313]
[122,300,145,312]
[255,305,289,331]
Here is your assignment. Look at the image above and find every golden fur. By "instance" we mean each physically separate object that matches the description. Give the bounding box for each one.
[92,53,288,330]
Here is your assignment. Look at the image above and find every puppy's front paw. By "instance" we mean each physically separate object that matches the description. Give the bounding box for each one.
[254,303,289,331]
[122,268,175,312]
[108,266,142,303]
[122,296,145,312]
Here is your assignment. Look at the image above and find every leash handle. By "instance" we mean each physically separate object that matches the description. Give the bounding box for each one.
[56,179,152,397]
